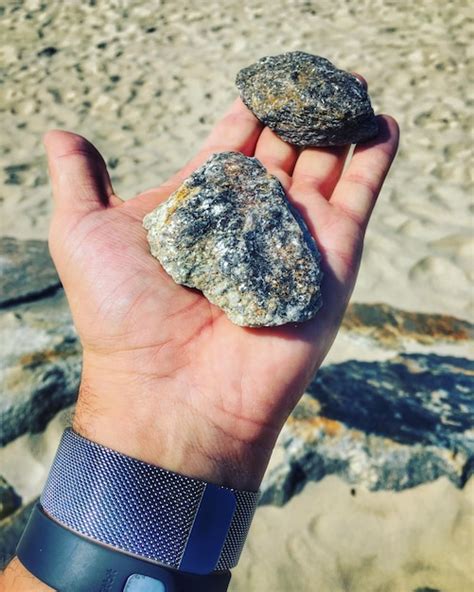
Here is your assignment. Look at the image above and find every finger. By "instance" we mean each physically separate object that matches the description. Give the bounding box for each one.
[352,72,367,90]
[291,144,351,199]
[200,98,264,154]
[164,98,264,191]
[330,115,400,229]
[132,99,264,215]
[254,127,298,189]
[44,130,119,214]
[290,72,369,199]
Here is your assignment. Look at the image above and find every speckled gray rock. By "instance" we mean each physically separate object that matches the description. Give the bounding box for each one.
[236,52,378,147]
[143,152,322,327]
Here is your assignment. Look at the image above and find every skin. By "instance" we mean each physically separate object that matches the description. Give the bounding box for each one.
[1,81,399,590]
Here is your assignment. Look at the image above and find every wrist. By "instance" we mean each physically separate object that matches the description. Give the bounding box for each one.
[74,353,276,491]
[1,559,53,592]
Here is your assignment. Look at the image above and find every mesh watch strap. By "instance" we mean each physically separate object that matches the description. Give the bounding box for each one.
[40,429,259,574]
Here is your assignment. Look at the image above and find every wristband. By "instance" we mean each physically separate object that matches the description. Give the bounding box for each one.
[17,428,260,591]
[18,504,231,591]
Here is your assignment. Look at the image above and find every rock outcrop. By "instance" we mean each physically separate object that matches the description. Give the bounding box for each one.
[341,302,473,348]
[0,237,61,307]
[0,476,21,521]
[0,237,81,446]
[0,501,36,568]
[0,291,81,446]
[261,354,474,506]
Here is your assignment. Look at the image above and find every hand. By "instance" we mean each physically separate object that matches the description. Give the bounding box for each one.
[45,90,399,491]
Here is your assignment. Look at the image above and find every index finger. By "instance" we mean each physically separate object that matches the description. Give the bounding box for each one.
[133,99,263,213]
[330,115,400,228]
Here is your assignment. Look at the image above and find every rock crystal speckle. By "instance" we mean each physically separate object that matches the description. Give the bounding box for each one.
[143,152,323,327]
[236,52,378,147]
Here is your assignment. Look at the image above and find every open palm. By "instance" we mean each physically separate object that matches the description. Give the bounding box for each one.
[46,94,398,489]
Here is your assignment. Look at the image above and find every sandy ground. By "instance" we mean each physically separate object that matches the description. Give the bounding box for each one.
[1,0,473,590]
[232,477,474,592]
[1,0,472,319]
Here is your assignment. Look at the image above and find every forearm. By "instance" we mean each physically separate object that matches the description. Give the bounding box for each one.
[1,367,273,591]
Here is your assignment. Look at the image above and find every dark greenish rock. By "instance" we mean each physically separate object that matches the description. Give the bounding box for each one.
[0,500,36,569]
[260,353,474,506]
[0,238,80,447]
[0,477,21,520]
[0,289,81,446]
[0,237,61,307]
[311,354,474,453]
[236,52,378,147]
[342,302,474,348]
[143,152,323,327]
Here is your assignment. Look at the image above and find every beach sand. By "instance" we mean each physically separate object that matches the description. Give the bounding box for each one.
[1,0,472,320]
[1,0,473,590]
[232,477,474,592]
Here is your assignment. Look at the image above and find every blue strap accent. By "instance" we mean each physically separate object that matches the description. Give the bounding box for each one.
[180,484,236,574]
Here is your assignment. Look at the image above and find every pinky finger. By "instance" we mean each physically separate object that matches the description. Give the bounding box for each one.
[330,115,399,229]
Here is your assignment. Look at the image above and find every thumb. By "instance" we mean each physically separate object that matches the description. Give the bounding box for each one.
[44,130,118,214]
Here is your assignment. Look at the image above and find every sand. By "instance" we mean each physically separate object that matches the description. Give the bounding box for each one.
[1,0,473,590]
[232,477,474,592]
[1,0,472,318]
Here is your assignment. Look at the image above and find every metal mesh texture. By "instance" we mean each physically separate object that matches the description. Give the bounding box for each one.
[215,489,259,570]
[40,429,259,571]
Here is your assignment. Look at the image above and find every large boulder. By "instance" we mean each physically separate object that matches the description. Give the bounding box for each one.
[1,237,473,563]
[0,291,81,446]
[341,302,473,348]
[0,501,35,569]
[0,237,81,446]
[0,237,61,307]
[261,354,474,505]
[0,476,21,521]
